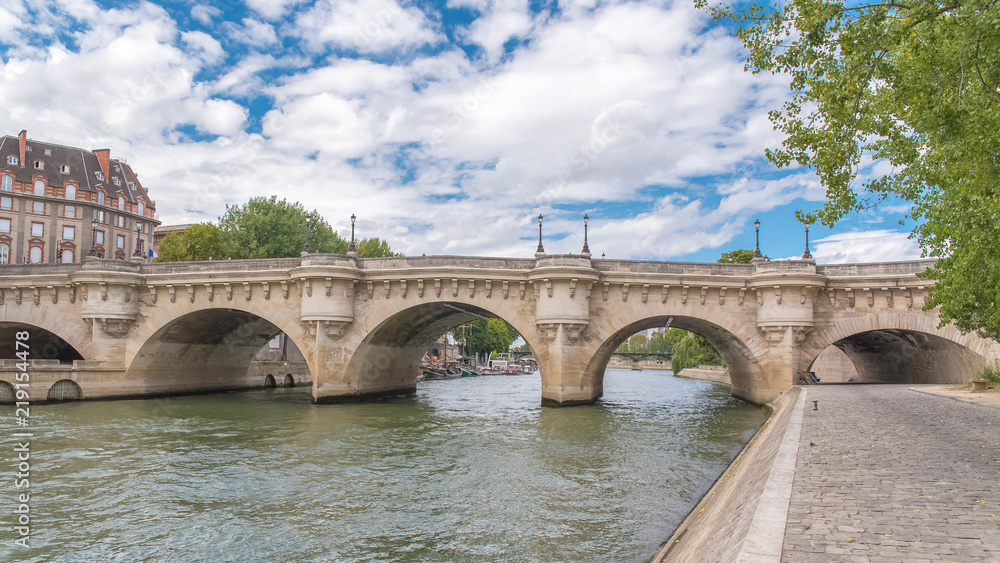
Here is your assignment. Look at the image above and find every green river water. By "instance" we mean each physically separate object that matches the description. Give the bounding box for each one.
[2,369,767,562]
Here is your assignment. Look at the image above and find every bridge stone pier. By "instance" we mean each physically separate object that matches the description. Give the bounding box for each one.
[1,255,997,406]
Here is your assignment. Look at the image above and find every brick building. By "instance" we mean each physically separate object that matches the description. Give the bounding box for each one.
[0,130,159,264]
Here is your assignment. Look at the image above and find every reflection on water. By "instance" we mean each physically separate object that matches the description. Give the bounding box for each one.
[3,369,766,562]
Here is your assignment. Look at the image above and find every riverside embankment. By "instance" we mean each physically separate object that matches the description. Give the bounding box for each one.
[656,383,1000,561]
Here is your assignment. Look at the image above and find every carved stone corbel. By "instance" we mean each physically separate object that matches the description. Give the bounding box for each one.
[324,278,332,297]
[864,287,874,307]
[306,320,351,340]
[417,279,425,298]
[243,282,251,301]
[13,287,19,305]
[485,279,492,298]
[518,281,526,300]
[222,283,231,301]
[719,287,726,305]
[124,285,133,303]
[99,282,108,301]
[738,287,746,306]
[69,285,76,304]
[450,278,459,298]
[882,287,893,308]
[758,325,786,345]
[304,280,313,297]
[917,285,926,306]
[205,284,214,302]
[502,280,509,299]
[827,288,836,307]
[773,285,782,305]
[366,281,374,299]
[537,322,559,342]
[262,281,271,300]
[47,285,56,304]
[434,279,442,298]
[904,287,913,308]
[29,286,39,305]
[468,279,475,298]
[792,326,812,343]
[845,288,854,307]
[97,317,135,338]
[401,280,408,298]
[569,279,577,298]
[755,288,764,307]
[148,286,157,304]
[661,284,669,304]
[602,282,610,302]
[167,285,176,303]
[186,284,195,303]
[800,285,810,305]
[384,280,391,299]
[681,286,689,305]
[281,281,289,300]
[699,286,707,305]
[563,323,586,344]
[622,283,630,302]
[642,284,649,303]
[544,279,552,298]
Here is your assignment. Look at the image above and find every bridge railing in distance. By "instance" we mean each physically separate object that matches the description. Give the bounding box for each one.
[817,259,936,277]
[593,260,754,275]
[358,255,537,271]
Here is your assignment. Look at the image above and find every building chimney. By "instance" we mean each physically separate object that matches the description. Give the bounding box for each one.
[93,148,110,179]
[18,130,26,168]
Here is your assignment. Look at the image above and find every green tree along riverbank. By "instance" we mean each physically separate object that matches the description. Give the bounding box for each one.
[615,329,722,373]
[450,318,520,359]
[700,0,1000,340]
[157,196,397,261]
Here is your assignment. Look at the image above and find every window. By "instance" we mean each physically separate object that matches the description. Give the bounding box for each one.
[0,218,9,233]
[29,246,41,264]
[64,205,75,218]
[63,226,75,240]
[1,175,11,191]
[116,215,125,228]
[31,223,43,237]
[0,197,11,210]
[117,196,124,209]
[44,149,52,156]
[33,160,43,170]
[112,177,120,186]
[95,231,104,245]
[32,201,44,214]
[95,171,104,181]
[61,249,73,264]
[98,191,105,205]
[138,202,144,215]
[116,234,125,249]
[0,243,8,265]
[65,184,76,200]
[33,179,45,196]
[60,164,70,174]
[6,156,16,165]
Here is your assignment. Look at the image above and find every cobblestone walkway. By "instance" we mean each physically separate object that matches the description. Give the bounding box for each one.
[783,385,1000,562]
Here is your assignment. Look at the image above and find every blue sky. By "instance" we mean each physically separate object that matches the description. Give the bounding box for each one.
[0,0,922,262]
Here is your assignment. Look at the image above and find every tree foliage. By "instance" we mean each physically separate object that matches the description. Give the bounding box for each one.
[703,0,1000,338]
[155,223,224,262]
[450,318,520,358]
[717,249,756,263]
[669,330,723,373]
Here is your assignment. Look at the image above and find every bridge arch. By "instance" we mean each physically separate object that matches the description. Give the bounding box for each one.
[805,313,996,384]
[0,320,88,362]
[585,314,766,400]
[342,301,545,400]
[127,307,314,397]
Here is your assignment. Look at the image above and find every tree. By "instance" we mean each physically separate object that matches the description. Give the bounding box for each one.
[356,237,394,258]
[217,196,350,259]
[701,0,1000,339]
[450,318,519,358]
[648,330,673,354]
[717,249,756,264]
[668,330,722,373]
[155,223,224,262]
[628,333,648,353]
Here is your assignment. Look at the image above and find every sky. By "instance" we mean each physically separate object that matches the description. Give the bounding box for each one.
[0,0,924,263]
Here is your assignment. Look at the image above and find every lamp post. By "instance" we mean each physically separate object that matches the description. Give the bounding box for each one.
[304,216,311,254]
[753,219,762,259]
[581,214,591,256]
[349,214,357,253]
[132,225,143,258]
[87,226,98,257]
[802,223,813,260]
[536,214,544,255]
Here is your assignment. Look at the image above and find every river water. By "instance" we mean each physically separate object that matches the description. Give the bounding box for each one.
[5,369,766,562]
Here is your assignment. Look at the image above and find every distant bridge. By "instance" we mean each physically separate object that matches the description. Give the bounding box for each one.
[1,254,997,406]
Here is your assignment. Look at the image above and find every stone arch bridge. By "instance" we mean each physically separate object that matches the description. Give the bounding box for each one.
[1,254,996,406]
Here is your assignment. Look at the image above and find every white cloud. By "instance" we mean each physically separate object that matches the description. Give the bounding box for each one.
[811,230,922,263]
[292,0,441,53]
[226,18,279,47]
[244,0,307,21]
[190,4,221,25]
[182,30,224,64]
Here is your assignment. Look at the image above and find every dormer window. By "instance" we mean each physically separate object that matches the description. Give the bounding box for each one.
[95,171,104,181]
[59,164,70,174]
[65,184,76,200]
[33,179,45,196]
[5,156,15,165]
[33,160,44,170]
[1,175,11,192]
[117,196,124,209]
[44,149,52,156]
[138,202,144,215]
[112,177,120,186]
[98,191,105,206]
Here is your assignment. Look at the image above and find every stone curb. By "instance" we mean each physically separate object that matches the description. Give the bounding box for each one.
[908,386,1000,409]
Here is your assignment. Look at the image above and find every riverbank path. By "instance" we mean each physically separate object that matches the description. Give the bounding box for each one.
[783,384,1000,561]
